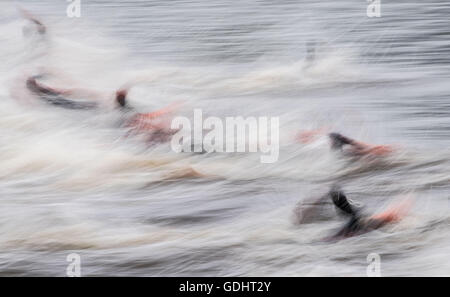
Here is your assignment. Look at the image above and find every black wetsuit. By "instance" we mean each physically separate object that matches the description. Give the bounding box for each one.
[328,133,356,150]
[26,77,98,110]
[329,189,393,239]
[329,189,365,238]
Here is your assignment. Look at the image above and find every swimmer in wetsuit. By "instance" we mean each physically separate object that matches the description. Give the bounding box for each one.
[297,129,395,156]
[329,188,364,238]
[328,188,412,240]
[115,88,182,143]
[328,132,394,156]
[26,76,98,110]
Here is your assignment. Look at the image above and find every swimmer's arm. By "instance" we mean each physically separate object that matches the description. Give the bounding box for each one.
[59,88,105,100]
[297,127,331,143]
[138,101,184,119]
[35,80,103,99]
[349,141,395,156]
[32,80,87,98]
[127,102,184,132]
[31,79,63,96]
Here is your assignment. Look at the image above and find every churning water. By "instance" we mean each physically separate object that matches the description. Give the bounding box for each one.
[0,0,449,276]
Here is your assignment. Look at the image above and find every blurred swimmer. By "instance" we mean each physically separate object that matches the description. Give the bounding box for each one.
[327,188,413,240]
[297,128,395,156]
[115,88,183,143]
[26,76,99,110]
[25,76,182,123]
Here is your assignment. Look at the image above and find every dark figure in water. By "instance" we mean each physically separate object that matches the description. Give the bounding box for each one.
[26,76,98,110]
[328,133,358,150]
[329,189,365,238]
[297,129,395,156]
[115,88,182,143]
[328,188,411,240]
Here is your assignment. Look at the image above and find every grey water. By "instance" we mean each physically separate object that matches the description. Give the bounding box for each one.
[0,0,449,276]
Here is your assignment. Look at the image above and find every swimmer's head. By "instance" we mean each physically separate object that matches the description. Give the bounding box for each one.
[26,77,39,91]
[329,187,343,202]
[116,89,128,108]
[26,77,36,85]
